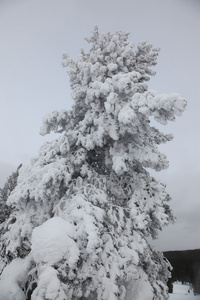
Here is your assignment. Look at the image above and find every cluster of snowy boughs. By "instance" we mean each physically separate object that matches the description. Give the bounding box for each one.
[0,27,186,300]
[0,165,21,224]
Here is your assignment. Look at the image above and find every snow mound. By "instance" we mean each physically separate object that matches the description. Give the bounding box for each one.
[0,255,31,300]
[31,266,66,300]
[169,282,200,300]
[31,216,80,266]
[125,268,153,300]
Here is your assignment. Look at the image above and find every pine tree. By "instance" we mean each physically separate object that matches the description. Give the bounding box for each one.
[0,164,21,224]
[0,28,186,300]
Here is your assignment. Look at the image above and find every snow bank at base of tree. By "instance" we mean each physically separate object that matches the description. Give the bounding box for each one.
[169,282,200,300]
[0,255,31,300]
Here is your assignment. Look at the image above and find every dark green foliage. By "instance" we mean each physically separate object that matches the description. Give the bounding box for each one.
[164,249,200,295]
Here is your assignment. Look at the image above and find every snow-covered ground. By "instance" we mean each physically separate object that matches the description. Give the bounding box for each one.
[169,282,200,300]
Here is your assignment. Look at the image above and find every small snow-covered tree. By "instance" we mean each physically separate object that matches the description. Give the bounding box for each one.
[0,27,186,300]
[0,164,21,224]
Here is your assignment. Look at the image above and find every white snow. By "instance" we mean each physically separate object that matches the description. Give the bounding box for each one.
[125,268,153,300]
[169,282,200,300]
[0,28,188,300]
[31,266,66,300]
[0,255,31,300]
[31,216,80,267]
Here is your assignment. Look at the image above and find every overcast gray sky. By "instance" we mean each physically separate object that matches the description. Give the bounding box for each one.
[0,0,199,251]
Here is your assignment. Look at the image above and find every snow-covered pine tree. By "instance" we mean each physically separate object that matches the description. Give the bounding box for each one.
[0,27,186,300]
[0,164,21,224]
